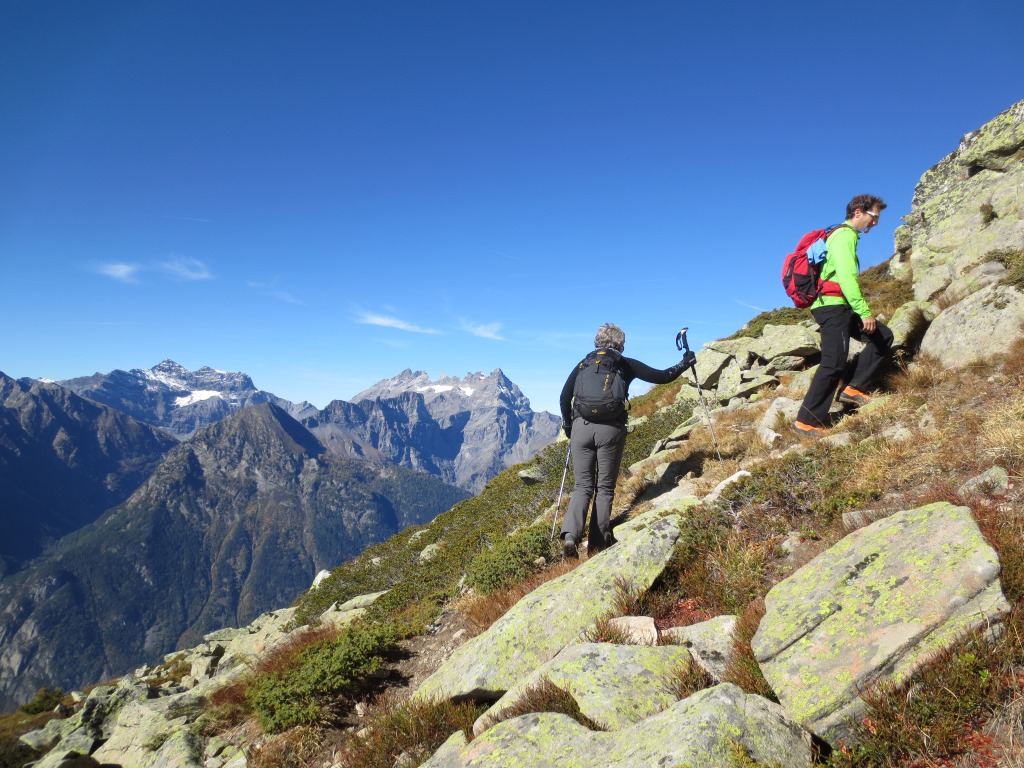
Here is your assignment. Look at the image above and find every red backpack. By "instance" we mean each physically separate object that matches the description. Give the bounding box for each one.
[781,224,851,308]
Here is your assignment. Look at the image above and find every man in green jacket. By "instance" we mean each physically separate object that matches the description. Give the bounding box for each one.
[794,194,894,435]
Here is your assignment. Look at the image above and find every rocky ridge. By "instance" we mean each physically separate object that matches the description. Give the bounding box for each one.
[60,360,316,441]
[60,362,560,494]
[13,100,1024,766]
[306,369,560,493]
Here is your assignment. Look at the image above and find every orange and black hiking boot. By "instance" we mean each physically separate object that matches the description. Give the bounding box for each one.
[792,421,828,436]
[838,386,872,407]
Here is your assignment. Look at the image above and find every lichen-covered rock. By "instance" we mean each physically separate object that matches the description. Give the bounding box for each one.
[662,614,737,682]
[905,99,1023,301]
[752,502,1010,746]
[958,466,1011,497]
[691,347,732,388]
[473,643,693,734]
[887,300,935,351]
[758,396,800,448]
[423,683,813,768]
[748,324,821,360]
[919,284,1024,368]
[412,516,683,703]
[613,494,698,542]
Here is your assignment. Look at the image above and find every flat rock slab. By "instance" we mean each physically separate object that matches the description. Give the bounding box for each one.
[473,642,693,734]
[662,614,737,682]
[423,683,813,768]
[752,502,1009,745]
[413,516,683,703]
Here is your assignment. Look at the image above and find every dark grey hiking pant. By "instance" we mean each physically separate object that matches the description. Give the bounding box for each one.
[797,305,894,427]
[561,417,626,547]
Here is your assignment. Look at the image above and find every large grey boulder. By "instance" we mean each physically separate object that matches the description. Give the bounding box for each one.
[918,284,1024,368]
[473,643,693,734]
[748,324,821,361]
[903,99,1024,301]
[422,683,813,768]
[888,300,935,350]
[662,614,737,682]
[753,502,1010,746]
[691,347,732,388]
[413,516,683,702]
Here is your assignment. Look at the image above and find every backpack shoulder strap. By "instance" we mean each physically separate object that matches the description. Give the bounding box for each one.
[819,223,856,285]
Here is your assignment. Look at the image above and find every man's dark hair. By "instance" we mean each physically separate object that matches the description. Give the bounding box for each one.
[846,194,887,218]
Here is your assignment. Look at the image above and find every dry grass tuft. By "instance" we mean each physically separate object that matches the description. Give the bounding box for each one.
[478,677,606,733]
[334,694,484,768]
[1002,333,1024,384]
[457,558,581,637]
[581,616,640,644]
[721,599,776,702]
[660,658,715,701]
[979,393,1024,472]
[248,725,330,768]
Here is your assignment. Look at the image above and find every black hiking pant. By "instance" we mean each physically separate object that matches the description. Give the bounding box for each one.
[797,305,894,428]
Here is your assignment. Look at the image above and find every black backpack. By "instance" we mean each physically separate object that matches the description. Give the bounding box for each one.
[572,349,628,423]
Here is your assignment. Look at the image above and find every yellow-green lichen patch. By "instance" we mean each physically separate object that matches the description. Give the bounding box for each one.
[475,643,694,734]
[751,502,1010,740]
[424,684,813,768]
[413,516,683,703]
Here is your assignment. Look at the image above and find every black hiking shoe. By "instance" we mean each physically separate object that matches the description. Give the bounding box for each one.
[562,540,578,559]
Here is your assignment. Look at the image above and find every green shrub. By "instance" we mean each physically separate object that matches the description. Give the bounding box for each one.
[718,448,878,524]
[465,524,554,594]
[18,687,63,715]
[0,736,39,768]
[247,623,398,733]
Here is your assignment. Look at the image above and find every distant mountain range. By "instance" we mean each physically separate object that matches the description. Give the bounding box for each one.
[0,361,557,708]
[60,361,560,493]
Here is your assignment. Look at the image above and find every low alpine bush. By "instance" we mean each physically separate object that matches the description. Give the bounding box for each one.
[465,524,554,595]
[247,622,398,733]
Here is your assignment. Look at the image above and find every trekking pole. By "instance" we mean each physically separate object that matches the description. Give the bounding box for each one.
[675,327,723,461]
[549,444,571,540]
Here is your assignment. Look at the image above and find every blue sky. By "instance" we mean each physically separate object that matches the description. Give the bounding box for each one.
[2,2,1021,414]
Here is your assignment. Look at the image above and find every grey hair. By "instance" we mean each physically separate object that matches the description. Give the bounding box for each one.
[594,323,625,351]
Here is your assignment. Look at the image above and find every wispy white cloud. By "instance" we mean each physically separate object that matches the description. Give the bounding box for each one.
[354,310,442,335]
[96,263,141,283]
[159,256,212,281]
[733,298,767,313]
[460,319,505,340]
[246,280,305,305]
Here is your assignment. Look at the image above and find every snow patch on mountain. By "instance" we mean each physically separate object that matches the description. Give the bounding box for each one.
[175,390,224,407]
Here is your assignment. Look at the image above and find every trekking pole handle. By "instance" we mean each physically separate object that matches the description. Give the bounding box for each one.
[675,327,690,353]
